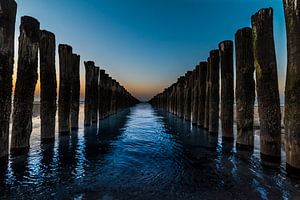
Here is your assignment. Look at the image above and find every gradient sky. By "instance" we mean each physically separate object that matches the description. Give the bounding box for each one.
[14,0,286,101]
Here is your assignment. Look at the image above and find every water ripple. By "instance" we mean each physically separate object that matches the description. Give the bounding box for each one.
[0,103,299,199]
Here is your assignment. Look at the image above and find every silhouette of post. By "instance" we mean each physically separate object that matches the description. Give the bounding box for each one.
[235,27,255,149]
[197,62,207,127]
[40,30,57,141]
[204,58,211,130]
[70,54,80,130]
[11,16,40,154]
[84,61,94,126]
[283,0,300,172]
[192,66,200,125]
[252,8,281,165]
[208,50,220,134]
[0,0,17,161]
[92,66,99,123]
[58,44,73,134]
[219,40,234,140]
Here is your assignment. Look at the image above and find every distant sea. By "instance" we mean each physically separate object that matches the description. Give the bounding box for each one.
[31,95,285,106]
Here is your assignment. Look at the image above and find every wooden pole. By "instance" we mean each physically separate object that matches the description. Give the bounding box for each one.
[219,40,234,140]
[184,71,192,121]
[208,50,220,134]
[0,0,17,160]
[11,16,40,154]
[84,61,94,126]
[92,66,99,123]
[176,76,185,118]
[197,62,207,128]
[99,69,105,120]
[204,58,211,130]
[40,30,57,141]
[235,27,255,149]
[192,66,200,125]
[252,8,281,165]
[111,79,117,115]
[70,54,80,130]
[58,44,73,134]
[283,0,300,173]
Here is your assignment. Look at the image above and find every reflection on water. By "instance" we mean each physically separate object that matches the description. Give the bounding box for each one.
[0,103,299,199]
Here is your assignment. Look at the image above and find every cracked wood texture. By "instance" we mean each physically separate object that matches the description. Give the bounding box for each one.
[219,40,234,140]
[40,30,56,140]
[252,8,281,165]
[235,27,255,149]
[283,0,300,171]
[0,0,17,160]
[11,16,40,154]
[58,44,73,134]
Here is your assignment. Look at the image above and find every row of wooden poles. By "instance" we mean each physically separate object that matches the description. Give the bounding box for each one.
[0,0,139,162]
[150,4,300,173]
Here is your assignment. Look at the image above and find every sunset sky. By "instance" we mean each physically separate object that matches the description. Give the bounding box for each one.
[14,0,286,101]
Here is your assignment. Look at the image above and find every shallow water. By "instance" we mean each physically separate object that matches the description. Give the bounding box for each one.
[0,103,299,200]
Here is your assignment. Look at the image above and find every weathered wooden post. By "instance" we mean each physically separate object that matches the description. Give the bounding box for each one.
[84,61,94,126]
[284,0,300,172]
[176,77,185,118]
[184,71,192,121]
[115,82,121,113]
[208,50,220,134]
[102,73,109,118]
[11,16,40,154]
[192,67,200,125]
[219,41,234,140]
[197,62,207,128]
[58,44,73,134]
[110,79,116,115]
[70,54,80,130]
[0,0,17,161]
[92,66,99,123]
[99,69,105,120]
[252,8,281,165]
[235,27,255,149]
[40,30,57,141]
[107,76,113,116]
[204,58,211,130]
[171,84,177,114]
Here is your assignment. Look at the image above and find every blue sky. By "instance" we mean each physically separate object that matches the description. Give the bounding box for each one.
[15,0,286,101]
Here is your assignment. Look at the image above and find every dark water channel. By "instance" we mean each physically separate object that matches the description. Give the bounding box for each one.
[0,103,300,199]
